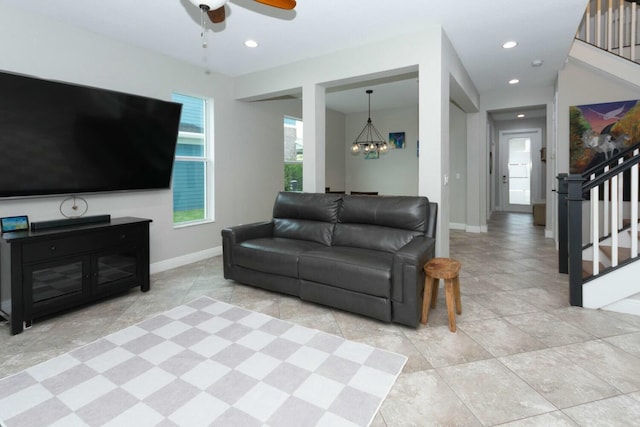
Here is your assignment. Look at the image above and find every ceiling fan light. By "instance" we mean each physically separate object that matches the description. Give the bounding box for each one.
[189,0,226,10]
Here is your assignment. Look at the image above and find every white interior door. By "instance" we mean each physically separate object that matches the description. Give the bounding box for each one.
[500,129,541,213]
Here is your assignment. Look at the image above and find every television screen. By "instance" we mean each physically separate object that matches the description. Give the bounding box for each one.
[0,71,182,198]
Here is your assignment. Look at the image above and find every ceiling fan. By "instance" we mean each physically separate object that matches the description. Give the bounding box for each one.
[188,0,296,24]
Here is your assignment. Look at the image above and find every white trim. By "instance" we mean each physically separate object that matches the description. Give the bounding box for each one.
[465,225,485,233]
[449,222,466,230]
[150,246,222,274]
[583,260,640,309]
[602,297,640,316]
[545,229,553,239]
[498,128,542,213]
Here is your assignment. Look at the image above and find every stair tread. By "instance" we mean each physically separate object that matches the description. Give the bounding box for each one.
[582,260,606,279]
[600,245,632,261]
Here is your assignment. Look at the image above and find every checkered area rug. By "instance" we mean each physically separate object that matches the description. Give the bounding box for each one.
[0,297,406,427]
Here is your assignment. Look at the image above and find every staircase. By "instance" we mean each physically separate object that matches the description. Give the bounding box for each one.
[556,0,640,316]
[576,0,640,63]
[558,143,640,314]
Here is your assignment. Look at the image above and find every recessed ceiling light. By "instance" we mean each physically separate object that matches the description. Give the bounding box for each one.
[244,40,258,48]
[517,113,525,118]
[531,59,544,67]
[502,41,518,49]
[509,78,520,85]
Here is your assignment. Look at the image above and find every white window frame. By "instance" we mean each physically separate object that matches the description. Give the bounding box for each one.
[172,93,214,227]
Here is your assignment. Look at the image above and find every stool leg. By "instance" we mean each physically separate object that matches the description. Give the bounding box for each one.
[445,279,457,332]
[421,276,435,324]
[430,278,439,308]
[454,275,462,315]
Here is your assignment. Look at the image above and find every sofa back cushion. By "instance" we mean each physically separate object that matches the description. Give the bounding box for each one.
[333,195,430,252]
[272,192,341,246]
[338,195,430,231]
[333,223,421,253]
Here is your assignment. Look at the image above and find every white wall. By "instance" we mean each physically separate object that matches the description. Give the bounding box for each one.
[345,106,418,195]
[0,4,304,270]
[1,3,482,266]
[324,108,346,192]
[234,28,480,257]
[557,50,640,309]
[557,58,640,174]
[449,103,467,227]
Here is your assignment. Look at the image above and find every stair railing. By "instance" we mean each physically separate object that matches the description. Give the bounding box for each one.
[558,143,640,306]
[576,0,639,63]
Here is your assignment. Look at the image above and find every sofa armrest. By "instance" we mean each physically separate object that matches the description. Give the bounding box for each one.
[390,235,436,326]
[391,236,436,302]
[222,221,274,244]
[221,221,274,277]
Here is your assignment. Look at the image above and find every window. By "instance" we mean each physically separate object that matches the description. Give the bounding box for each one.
[284,116,303,191]
[171,93,211,225]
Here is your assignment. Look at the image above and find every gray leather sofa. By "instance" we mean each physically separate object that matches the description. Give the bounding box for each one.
[221,192,437,327]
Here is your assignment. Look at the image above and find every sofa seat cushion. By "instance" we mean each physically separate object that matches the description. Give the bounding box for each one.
[298,246,393,298]
[234,237,325,278]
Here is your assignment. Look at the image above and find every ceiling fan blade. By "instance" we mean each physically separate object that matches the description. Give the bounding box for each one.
[254,0,296,10]
[207,6,226,23]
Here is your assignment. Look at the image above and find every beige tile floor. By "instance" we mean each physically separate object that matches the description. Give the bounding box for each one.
[2,212,640,426]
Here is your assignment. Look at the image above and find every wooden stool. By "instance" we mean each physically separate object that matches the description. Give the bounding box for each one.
[421,258,462,332]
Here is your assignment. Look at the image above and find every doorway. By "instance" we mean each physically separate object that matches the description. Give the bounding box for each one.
[499,129,542,213]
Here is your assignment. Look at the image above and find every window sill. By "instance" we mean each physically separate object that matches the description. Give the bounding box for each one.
[173,219,214,229]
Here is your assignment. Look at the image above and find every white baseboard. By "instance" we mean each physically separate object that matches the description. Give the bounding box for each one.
[150,246,222,274]
[545,229,553,239]
[465,225,487,233]
[449,223,488,233]
[603,297,640,316]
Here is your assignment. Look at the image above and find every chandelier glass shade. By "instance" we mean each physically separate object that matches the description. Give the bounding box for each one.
[351,90,388,155]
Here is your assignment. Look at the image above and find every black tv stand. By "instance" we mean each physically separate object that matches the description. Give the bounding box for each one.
[0,217,151,335]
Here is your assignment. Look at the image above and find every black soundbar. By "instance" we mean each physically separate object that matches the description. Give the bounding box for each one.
[31,214,111,231]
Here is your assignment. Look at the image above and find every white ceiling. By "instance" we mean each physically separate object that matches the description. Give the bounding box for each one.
[4,0,588,114]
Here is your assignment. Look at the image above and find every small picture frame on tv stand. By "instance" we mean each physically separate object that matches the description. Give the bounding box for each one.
[1,215,29,233]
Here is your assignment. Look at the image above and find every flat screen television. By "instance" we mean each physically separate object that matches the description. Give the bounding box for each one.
[0,71,182,198]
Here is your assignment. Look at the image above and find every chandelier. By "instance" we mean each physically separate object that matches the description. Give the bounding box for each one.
[351,90,388,155]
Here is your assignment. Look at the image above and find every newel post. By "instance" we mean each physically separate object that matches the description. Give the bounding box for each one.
[566,174,584,307]
[557,173,569,274]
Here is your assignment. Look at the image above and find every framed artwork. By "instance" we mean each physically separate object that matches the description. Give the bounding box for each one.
[389,132,405,149]
[364,150,379,160]
[569,99,639,173]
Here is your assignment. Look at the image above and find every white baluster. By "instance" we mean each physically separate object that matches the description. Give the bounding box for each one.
[632,1,637,62]
[619,157,624,230]
[597,0,603,47]
[619,0,624,56]
[612,171,618,267]
[585,1,592,44]
[632,149,639,258]
[592,173,600,275]
[607,0,613,51]
[604,165,610,235]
